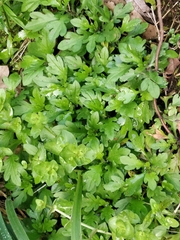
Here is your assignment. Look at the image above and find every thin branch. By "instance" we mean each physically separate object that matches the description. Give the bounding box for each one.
[153,0,172,135]
[161,1,179,21]
[54,208,112,236]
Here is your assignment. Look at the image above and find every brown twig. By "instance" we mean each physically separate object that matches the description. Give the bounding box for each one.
[153,0,172,135]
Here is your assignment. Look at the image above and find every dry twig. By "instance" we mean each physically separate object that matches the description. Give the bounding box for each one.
[153,0,172,135]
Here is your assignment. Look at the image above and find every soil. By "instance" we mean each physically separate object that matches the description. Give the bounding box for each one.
[161,0,180,32]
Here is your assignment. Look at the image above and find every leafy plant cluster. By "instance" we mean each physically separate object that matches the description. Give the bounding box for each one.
[0,0,180,239]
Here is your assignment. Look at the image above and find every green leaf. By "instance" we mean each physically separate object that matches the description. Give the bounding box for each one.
[120,154,144,170]
[113,2,133,19]
[164,173,180,191]
[58,32,85,52]
[104,175,124,192]
[108,211,135,239]
[83,165,102,192]
[23,143,38,155]
[166,49,178,58]
[46,54,67,82]
[117,87,137,104]
[3,73,21,91]
[28,30,55,59]
[0,212,13,240]
[3,155,23,186]
[32,160,59,185]
[64,56,83,70]
[121,15,141,33]
[21,55,44,85]
[83,193,106,212]
[26,11,57,32]
[144,172,159,190]
[106,64,131,88]
[141,78,160,98]
[0,89,6,111]
[125,173,145,196]
[80,90,104,111]
[100,118,119,141]
[22,0,40,12]
[71,172,82,240]
[5,198,30,240]
[108,144,130,164]
[86,35,96,53]
[2,4,25,28]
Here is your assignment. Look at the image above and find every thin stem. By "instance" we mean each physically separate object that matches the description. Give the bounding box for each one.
[53,208,112,236]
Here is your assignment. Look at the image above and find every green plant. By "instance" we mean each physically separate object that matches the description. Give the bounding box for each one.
[0,0,180,239]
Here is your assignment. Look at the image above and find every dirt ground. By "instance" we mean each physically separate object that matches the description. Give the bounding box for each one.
[162,0,180,32]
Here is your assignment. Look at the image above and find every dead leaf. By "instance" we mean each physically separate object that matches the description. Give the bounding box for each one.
[103,0,125,10]
[164,58,180,77]
[149,129,168,140]
[0,65,9,89]
[126,0,153,23]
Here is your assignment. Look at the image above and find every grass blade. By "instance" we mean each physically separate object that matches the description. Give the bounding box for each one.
[71,171,82,240]
[0,212,13,240]
[5,198,30,240]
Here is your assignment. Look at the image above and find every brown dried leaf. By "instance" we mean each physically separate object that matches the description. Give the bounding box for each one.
[103,0,125,10]
[151,129,168,140]
[0,65,9,89]
[165,58,180,77]
[126,0,153,23]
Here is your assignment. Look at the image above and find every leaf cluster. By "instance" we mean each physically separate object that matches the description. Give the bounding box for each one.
[0,0,180,239]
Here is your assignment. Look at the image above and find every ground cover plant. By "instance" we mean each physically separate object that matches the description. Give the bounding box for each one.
[0,0,180,239]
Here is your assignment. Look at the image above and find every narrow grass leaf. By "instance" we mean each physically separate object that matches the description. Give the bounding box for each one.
[71,171,82,240]
[0,212,13,240]
[5,198,30,240]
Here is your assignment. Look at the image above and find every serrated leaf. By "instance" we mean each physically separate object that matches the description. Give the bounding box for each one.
[144,172,159,190]
[46,54,67,82]
[3,155,23,186]
[113,2,133,19]
[3,72,21,91]
[104,175,124,192]
[64,56,83,70]
[26,11,57,32]
[58,32,85,52]
[22,0,40,12]
[125,173,144,196]
[121,15,141,33]
[120,154,144,170]
[83,165,102,192]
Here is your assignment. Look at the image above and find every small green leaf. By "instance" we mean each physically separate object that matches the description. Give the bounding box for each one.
[144,172,159,190]
[83,165,102,192]
[0,89,6,111]
[22,0,40,12]
[3,155,23,186]
[120,154,144,170]
[46,54,67,82]
[141,78,160,98]
[125,173,144,196]
[23,143,38,155]
[113,2,133,19]
[2,4,25,28]
[3,73,21,91]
